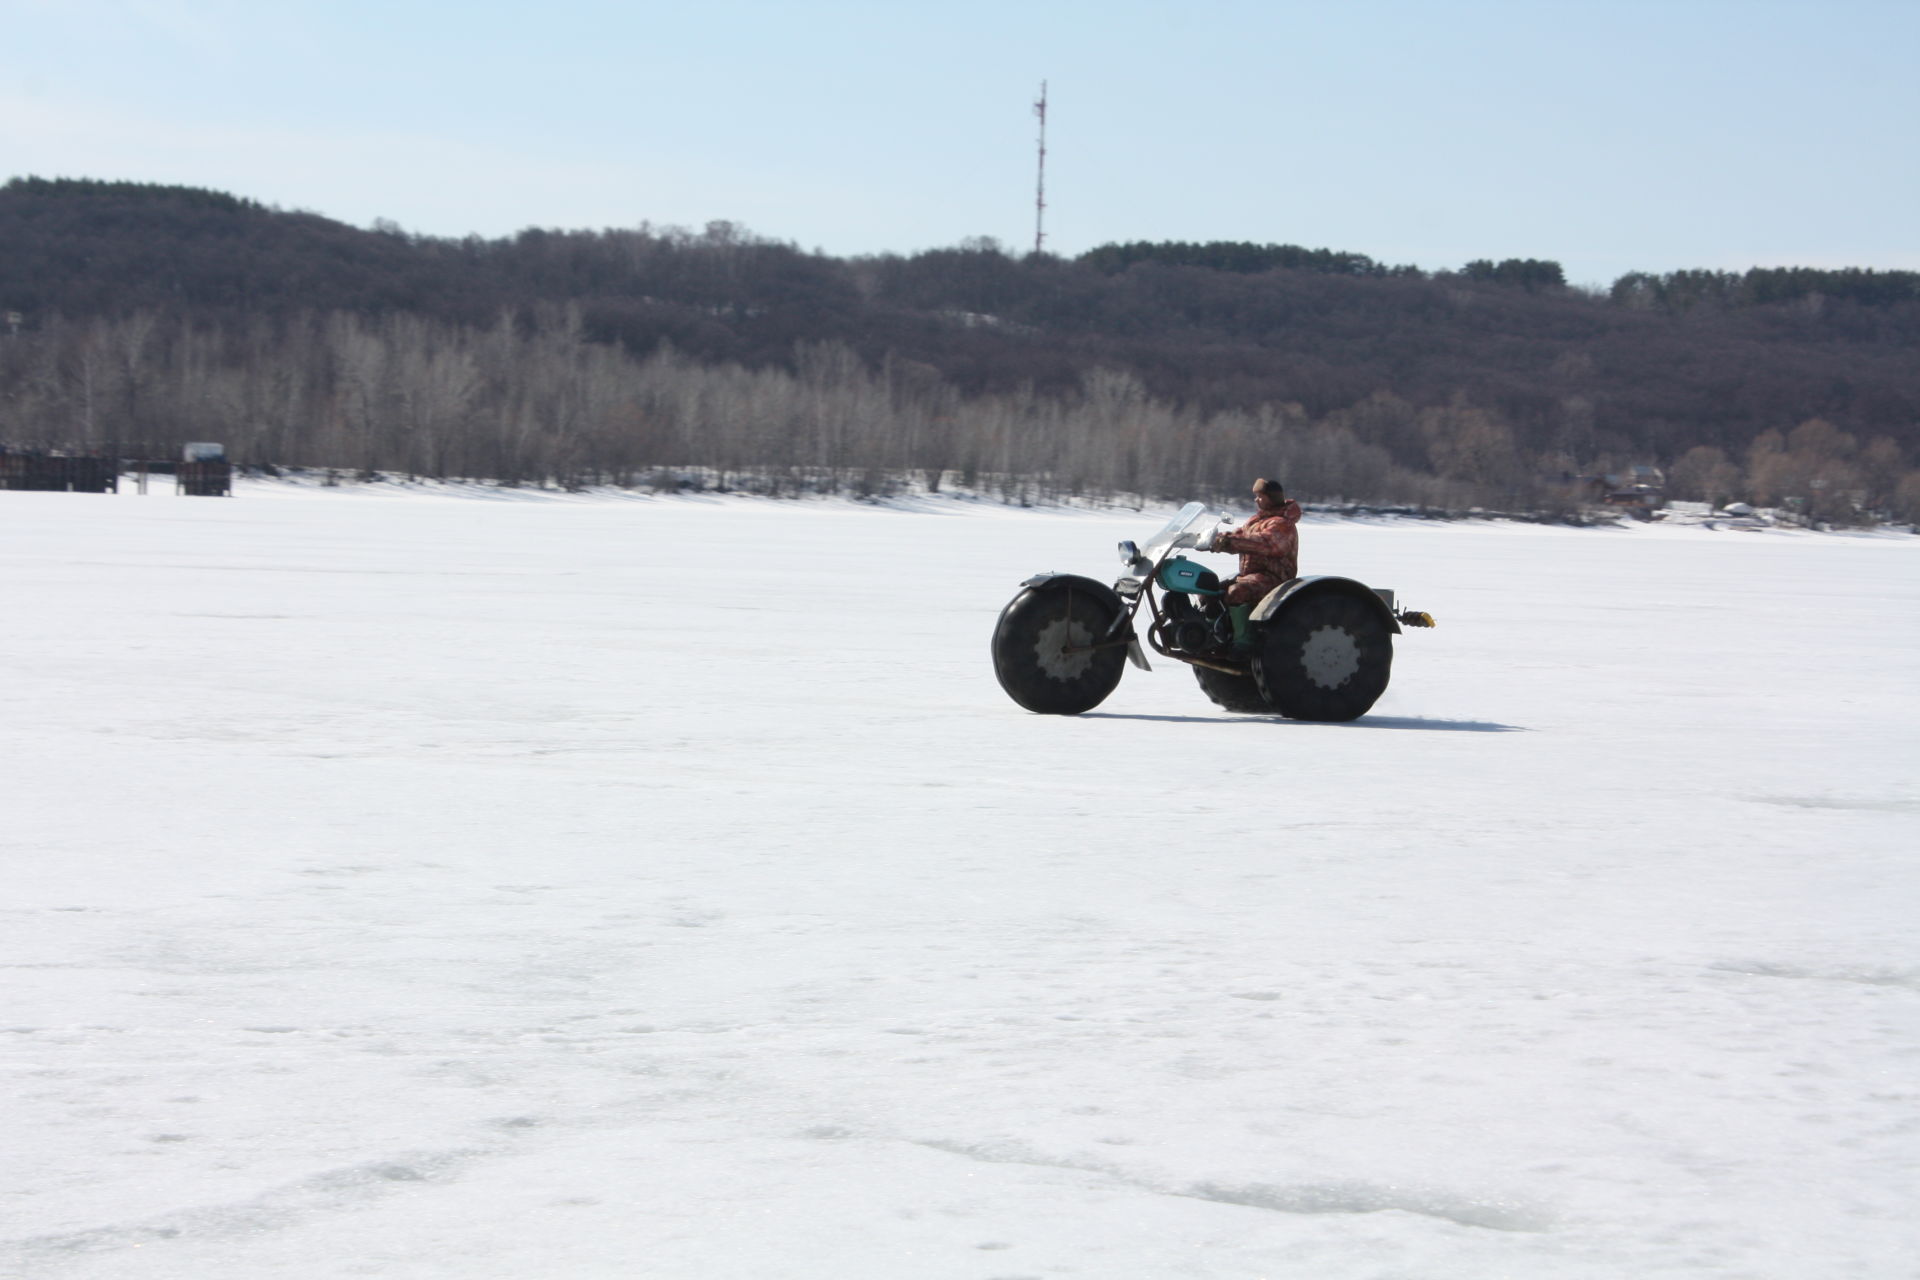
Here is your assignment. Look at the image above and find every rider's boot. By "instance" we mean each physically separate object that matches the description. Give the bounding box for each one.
[1228,604,1254,654]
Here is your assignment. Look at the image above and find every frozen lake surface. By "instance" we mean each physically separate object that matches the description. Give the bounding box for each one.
[3,481,1917,1278]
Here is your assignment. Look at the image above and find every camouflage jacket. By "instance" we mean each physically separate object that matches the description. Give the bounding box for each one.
[1218,499,1301,583]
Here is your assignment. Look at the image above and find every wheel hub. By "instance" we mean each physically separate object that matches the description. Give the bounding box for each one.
[1033,616,1096,681]
[1300,625,1361,689]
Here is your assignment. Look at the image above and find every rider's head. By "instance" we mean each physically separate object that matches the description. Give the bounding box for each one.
[1253,477,1285,511]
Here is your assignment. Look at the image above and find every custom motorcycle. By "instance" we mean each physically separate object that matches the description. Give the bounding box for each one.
[991,502,1434,720]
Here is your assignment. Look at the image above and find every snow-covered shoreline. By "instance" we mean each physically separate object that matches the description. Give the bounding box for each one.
[76,467,1920,543]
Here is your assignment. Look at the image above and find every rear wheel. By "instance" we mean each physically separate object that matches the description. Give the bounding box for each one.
[991,585,1128,714]
[1193,665,1270,714]
[1253,592,1392,722]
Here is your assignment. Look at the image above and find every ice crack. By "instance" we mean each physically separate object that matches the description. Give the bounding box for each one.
[908,1138,1551,1233]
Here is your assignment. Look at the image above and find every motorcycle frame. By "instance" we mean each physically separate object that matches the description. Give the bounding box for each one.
[1134,573,1250,677]
[1060,533,1251,678]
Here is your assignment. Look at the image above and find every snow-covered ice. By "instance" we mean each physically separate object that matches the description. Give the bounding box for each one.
[3,481,1916,1278]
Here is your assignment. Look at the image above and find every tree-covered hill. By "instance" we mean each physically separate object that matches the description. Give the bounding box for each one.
[3,177,1918,519]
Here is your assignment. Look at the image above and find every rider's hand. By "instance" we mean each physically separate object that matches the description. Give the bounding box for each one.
[1210,530,1233,553]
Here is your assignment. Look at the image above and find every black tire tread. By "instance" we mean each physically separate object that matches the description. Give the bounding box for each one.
[1253,591,1393,722]
[991,586,1128,715]
[1193,664,1271,714]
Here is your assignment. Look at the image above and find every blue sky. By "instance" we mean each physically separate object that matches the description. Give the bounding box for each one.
[4,0,1916,286]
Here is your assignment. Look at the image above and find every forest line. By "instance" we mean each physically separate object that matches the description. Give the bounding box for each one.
[3,305,1914,523]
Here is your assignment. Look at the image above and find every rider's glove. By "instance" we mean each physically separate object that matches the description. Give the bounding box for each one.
[1210,530,1234,553]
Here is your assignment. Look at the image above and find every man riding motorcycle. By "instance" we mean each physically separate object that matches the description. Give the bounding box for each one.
[1209,477,1301,651]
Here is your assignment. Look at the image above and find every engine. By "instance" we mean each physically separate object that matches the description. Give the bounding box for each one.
[1159,592,1230,654]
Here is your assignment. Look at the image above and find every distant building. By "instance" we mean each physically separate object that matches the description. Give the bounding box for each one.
[1600,463,1665,510]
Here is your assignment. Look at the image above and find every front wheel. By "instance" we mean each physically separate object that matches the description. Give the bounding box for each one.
[992,585,1128,714]
[1253,592,1393,722]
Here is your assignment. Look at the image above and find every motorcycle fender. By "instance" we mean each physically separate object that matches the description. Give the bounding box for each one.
[1016,572,1128,617]
[1249,576,1402,634]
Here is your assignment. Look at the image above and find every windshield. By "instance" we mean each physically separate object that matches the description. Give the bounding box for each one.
[1140,502,1220,562]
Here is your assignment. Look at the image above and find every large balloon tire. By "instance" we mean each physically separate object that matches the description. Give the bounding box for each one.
[991,586,1128,715]
[1253,592,1393,722]
[1193,664,1271,714]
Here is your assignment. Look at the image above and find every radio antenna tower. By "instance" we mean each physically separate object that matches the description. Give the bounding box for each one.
[1032,80,1048,256]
